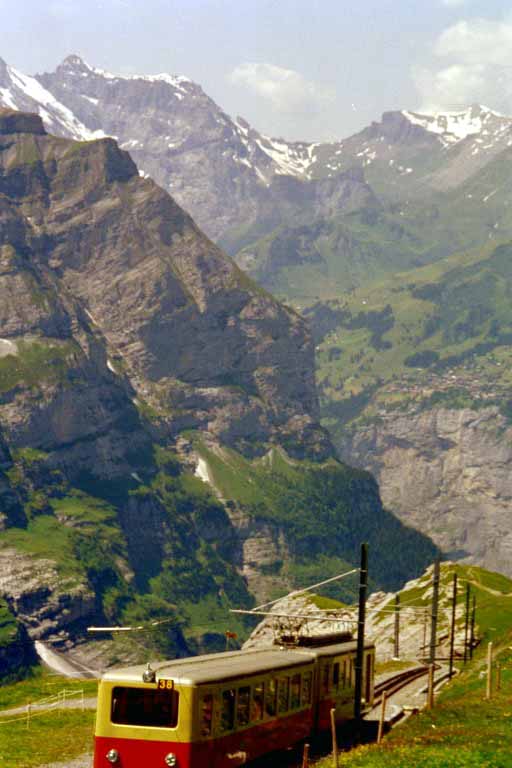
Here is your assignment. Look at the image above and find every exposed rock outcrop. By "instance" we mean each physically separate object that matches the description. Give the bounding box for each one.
[338,405,512,576]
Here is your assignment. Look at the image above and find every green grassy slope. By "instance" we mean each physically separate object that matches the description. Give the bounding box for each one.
[195,441,438,602]
[309,241,512,431]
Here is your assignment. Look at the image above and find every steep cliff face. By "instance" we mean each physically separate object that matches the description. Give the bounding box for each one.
[338,405,512,577]
[0,107,327,463]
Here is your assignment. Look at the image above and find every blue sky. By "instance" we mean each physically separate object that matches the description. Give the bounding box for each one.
[1,0,512,140]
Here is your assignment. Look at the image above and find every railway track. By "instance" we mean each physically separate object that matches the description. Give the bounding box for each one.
[372,664,431,707]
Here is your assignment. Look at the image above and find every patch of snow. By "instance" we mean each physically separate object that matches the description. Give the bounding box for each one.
[131,472,143,483]
[138,169,149,179]
[81,95,99,105]
[91,64,191,94]
[237,156,254,169]
[234,118,249,137]
[255,166,269,186]
[121,139,141,150]
[0,339,17,359]
[84,308,98,325]
[254,135,319,179]
[0,87,17,108]
[402,105,510,145]
[483,188,498,203]
[195,458,211,485]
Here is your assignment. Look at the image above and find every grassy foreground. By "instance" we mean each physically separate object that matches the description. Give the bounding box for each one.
[0,709,95,768]
[0,668,97,768]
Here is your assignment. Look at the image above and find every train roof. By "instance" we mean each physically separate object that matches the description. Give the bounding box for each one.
[101,640,374,686]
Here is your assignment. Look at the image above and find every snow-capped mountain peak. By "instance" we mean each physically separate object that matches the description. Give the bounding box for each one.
[0,57,107,140]
[402,104,511,145]
[57,54,193,93]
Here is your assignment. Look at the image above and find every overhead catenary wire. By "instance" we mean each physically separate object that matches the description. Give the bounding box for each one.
[230,609,355,621]
[250,568,359,612]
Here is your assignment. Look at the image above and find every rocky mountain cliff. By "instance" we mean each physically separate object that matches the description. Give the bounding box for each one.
[0,109,438,672]
[338,406,512,578]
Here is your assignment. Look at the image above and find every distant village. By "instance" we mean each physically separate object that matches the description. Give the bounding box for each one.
[383,362,510,411]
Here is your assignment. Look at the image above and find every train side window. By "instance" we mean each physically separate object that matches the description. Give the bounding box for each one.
[111,687,179,728]
[265,678,277,717]
[290,674,301,709]
[349,659,354,686]
[220,689,236,733]
[342,660,347,689]
[200,694,213,737]
[321,665,330,696]
[333,662,340,692]
[302,671,312,706]
[252,683,264,722]
[278,677,289,713]
[237,686,251,728]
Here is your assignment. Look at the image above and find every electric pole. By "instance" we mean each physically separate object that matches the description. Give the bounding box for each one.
[429,558,440,664]
[393,594,400,660]
[463,583,471,663]
[354,543,368,729]
[449,571,457,678]
[469,594,476,660]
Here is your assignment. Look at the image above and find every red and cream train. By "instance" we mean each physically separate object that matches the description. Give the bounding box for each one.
[93,638,375,768]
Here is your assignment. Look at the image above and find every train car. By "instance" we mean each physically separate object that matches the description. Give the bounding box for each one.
[312,641,374,731]
[93,640,375,768]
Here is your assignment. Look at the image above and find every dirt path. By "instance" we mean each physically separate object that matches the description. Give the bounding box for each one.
[35,642,98,679]
[0,697,97,718]
[39,755,92,768]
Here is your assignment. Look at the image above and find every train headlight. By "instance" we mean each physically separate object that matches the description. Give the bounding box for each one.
[106,749,119,763]
[164,753,178,767]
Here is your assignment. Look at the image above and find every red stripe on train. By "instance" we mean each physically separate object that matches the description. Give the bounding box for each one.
[94,709,313,768]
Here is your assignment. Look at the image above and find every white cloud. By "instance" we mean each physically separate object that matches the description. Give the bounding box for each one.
[414,18,512,113]
[229,62,335,113]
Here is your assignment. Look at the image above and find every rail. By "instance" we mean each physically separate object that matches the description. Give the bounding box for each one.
[372,664,431,707]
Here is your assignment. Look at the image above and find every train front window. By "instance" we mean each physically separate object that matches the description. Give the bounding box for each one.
[111,686,179,728]
[220,689,236,733]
